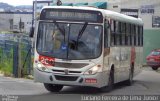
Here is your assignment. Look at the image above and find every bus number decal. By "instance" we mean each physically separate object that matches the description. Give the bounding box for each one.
[39,55,55,66]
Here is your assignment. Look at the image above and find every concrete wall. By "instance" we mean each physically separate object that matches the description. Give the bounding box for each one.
[143,29,160,62]
[13,13,32,33]
[0,12,32,33]
[0,13,13,31]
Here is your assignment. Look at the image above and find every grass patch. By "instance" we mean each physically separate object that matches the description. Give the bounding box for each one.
[0,48,13,76]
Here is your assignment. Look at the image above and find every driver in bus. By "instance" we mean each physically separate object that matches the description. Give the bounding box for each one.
[52,28,62,50]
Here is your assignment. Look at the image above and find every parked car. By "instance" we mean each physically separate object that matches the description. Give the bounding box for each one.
[146,49,160,70]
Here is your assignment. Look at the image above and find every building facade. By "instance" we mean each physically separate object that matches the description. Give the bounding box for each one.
[114,0,160,63]
[0,12,32,33]
[0,12,13,32]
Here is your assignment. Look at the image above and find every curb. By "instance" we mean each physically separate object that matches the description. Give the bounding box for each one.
[0,73,4,76]
[25,75,34,80]
[0,71,4,76]
[142,64,148,67]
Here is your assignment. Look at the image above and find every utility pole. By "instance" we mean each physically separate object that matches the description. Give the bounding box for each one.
[19,18,22,33]
[18,34,22,77]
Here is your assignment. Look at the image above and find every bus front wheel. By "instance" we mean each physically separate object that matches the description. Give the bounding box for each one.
[44,83,63,92]
[100,68,114,92]
[152,67,158,70]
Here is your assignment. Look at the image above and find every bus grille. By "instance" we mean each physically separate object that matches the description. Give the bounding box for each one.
[54,62,88,68]
[54,75,78,81]
[52,69,81,74]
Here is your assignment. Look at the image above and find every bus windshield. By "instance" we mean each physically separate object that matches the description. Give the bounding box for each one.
[37,21,102,60]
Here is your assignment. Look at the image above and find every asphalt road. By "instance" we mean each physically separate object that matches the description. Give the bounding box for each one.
[0,67,160,101]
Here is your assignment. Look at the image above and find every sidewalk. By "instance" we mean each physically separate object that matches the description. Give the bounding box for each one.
[0,70,34,80]
[0,71,4,76]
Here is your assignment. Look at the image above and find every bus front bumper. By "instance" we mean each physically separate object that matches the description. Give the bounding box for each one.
[34,68,109,88]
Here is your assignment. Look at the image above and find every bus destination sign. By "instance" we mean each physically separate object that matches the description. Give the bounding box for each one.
[40,9,103,23]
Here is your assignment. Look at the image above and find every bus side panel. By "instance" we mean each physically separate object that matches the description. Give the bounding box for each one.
[120,46,131,81]
[104,46,142,84]
[134,47,143,76]
[104,47,121,83]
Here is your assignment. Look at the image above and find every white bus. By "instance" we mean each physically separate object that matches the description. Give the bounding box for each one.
[31,6,143,92]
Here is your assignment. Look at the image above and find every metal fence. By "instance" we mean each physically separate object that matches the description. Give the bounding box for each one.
[0,34,32,77]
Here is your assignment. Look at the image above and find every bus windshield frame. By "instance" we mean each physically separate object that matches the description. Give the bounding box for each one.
[36,21,103,60]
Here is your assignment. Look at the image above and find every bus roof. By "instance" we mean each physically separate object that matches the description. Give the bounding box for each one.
[42,6,143,25]
[103,10,143,25]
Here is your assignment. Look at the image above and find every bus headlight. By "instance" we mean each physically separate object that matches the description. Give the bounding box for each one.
[37,63,52,73]
[84,65,102,75]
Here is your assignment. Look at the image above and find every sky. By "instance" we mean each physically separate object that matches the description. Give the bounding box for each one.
[0,0,34,6]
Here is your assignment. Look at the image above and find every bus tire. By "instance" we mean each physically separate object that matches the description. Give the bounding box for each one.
[44,83,63,92]
[152,67,158,70]
[101,68,114,92]
[125,65,134,86]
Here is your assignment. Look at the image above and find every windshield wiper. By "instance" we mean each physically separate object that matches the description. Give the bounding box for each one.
[54,21,66,42]
[76,22,88,49]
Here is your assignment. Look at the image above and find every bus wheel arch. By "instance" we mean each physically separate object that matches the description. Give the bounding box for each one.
[125,63,134,86]
[101,65,114,92]
[44,83,63,92]
[109,65,114,87]
[110,65,115,72]
[131,63,134,79]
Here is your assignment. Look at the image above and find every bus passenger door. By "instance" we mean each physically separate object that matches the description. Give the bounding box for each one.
[103,19,120,83]
[106,19,121,83]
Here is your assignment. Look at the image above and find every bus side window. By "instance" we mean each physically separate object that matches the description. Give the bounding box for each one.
[129,24,132,45]
[140,26,143,46]
[110,20,116,46]
[131,24,135,46]
[104,19,109,47]
[138,26,141,46]
[119,22,122,45]
[121,22,127,45]
[115,21,120,45]
[135,25,139,46]
[111,20,120,46]
[126,23,131,46]
[110,20,124,46]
